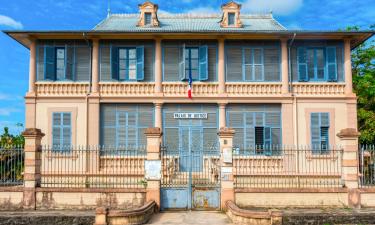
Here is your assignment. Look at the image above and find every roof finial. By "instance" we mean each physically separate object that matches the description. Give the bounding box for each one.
[107,0,111,18]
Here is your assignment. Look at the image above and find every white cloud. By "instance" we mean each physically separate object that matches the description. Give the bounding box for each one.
[241,0,303,15]
[0,93,22,101]
[0,107,20,116]
[0,15,23,29]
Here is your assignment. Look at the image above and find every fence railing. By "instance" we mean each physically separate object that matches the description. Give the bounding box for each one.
[360,144,375,188]
[0,145,24,187]
[40,145,147,188]
[233,145,343,188]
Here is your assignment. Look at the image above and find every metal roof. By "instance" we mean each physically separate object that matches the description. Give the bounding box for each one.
[93,13,286,32]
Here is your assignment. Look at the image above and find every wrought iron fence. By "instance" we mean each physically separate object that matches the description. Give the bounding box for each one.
[360,144,375,188]
[233,145,343,188]
[40,145,147,188]
[0,145,24,186]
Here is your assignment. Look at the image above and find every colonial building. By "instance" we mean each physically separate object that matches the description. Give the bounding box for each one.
[4,1,374,210]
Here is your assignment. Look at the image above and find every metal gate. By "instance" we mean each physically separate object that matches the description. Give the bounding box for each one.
[161,127,220,210]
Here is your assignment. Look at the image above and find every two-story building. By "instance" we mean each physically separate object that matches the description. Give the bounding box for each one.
[4,1,374,210]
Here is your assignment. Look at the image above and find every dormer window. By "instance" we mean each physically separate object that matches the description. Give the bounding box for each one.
[220,1,242,28]
[145,13,152,25]
[228,13,235,26]
[137,1,160,27]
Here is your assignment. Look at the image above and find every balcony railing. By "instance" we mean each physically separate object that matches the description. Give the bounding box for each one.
[34,81,348,98]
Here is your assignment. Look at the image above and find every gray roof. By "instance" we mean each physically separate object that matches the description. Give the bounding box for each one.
[93,13,286,32]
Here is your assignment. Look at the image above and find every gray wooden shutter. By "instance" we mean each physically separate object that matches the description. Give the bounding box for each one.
[136,46,145,81]
[52,113,61,147]
[297,47,308,81]
[62,113,72,147]
[198,45,208,81]
[179,44,186,80]
[44,46,56,80]
[311,113,320,151]
[111,46,119,80]
[75,47,91,81]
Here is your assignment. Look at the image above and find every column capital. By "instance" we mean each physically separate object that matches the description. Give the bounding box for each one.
[280,38,289,43]
[218,102,227,108]
[154,102,163,107]
[22,128,45,138]
[145,127,163,137]
[218,127,235,137]
[337,128,360,139]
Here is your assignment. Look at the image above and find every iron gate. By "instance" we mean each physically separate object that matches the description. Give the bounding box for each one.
[160,127,220,210]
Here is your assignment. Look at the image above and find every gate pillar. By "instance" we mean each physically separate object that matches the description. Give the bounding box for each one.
[22,128,45,210]
[218,127,235,210]
[337,128,361,208]
[145,128,163,211]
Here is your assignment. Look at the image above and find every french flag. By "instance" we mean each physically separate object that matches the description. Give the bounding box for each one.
[188,71,193,99]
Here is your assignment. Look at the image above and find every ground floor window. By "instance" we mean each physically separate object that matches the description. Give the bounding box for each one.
[310,112,330,153]
[100,104,154,152]
[52,112,72,151]
[226,104,281,155]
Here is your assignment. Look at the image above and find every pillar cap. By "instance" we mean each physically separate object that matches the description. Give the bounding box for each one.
[218,127,235,136]
[145,127,163,136]
[337,128,360,139]
[22,128,45,137]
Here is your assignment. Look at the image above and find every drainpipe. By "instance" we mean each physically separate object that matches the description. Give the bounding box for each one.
[288,33,298,146]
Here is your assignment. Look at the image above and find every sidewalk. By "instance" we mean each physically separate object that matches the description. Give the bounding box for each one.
[147,211,233,225]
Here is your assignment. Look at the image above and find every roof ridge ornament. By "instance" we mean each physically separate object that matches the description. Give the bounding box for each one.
[137,1,160,27]
[220,1,243,28]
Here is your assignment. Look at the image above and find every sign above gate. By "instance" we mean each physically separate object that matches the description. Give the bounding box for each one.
[173,113,208,119]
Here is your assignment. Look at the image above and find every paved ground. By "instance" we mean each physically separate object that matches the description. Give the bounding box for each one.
[147,211,233,225]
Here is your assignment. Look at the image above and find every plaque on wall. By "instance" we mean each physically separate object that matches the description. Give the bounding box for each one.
[144,160,161,180]
[222,147,233,163]
[221,167,233,181]
[173,113,208,119]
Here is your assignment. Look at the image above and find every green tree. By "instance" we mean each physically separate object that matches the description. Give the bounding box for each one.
[350,25,375,144]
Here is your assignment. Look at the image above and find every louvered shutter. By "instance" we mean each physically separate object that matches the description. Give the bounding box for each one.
[111,46,119,80]
[62,113,72,148]
[198,45,208,81]
[75,47,91,81]
[179,44,186,80]
[311,113,321,151]
[117,112,126,147]
[297,47,308,81]
[65,45,74,80]
[326,47,337,82]
[44,46,56,80]
[52,113,61,147]
[136,46,145,80]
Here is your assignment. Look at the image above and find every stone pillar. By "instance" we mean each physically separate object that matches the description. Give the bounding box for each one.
[344,39,353,96]
[218,38,226,95]
[94,207,108,225]
[281,102,294,145]
[92,39,100,94]
[154,103,163,129]
[337,128,361,208]
[22,128,44,210]
[219,103,227,129]
[154,39,163,95]
[281,39,289,94]
[144,128,163,210]
[28,39,37,94]
[218,127,235,210]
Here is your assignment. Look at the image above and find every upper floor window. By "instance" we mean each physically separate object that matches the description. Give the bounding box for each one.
[52,112,72,151]
[44,46,74,81]
[179,45,208,81]
[145,13,152,25]
[111,46,144,81]
[311,112,330,153]
[298,47,338,82]
[228,13,235,26]
[243,48,264,81]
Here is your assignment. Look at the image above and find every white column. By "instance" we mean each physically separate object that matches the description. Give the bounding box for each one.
[218,39,225,95]
[281,39,289,94]
[154,103,163,129]
[28,40,37,94]
[219,103,226,129]
[155,39,163,94]
[344,39,353,95]
[91,39,100,94]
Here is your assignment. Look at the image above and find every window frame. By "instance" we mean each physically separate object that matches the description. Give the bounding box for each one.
[228,12,236,26]
[185,47,200,81]
[118,47,137,81]
[242,48,264,81]
[144,12,152,25]
[55,47,67,81]
[52,112,72,151]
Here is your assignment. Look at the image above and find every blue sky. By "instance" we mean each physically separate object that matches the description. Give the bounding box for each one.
[0,0,374,134]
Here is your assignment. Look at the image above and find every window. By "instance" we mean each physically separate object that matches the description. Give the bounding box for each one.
[111,46,144,81]
[227,105,281,155]
[145,13,152,25]
[185,47,199,80]
[101,105,154,152]
[55,48,66,80]
[311,112,330,153]
[119,48,137,80]
[298,47,338,82]
[228,13,235,26]
[243,48,264,81]
[52,112,72,151]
